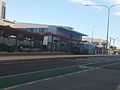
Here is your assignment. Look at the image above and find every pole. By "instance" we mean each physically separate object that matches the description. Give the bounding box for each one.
[106,7,110,54]
[92,26,95,43]
[113,37,118,46]
[113,39,115,46]
[91,25,97,43]
[110,37,112,46]
[85,4,120,54]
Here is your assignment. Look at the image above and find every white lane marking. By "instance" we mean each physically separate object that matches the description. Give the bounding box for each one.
[4,62,19,65]
[2,59,51,65]
[4,62,25,65]
[4,63,12,65]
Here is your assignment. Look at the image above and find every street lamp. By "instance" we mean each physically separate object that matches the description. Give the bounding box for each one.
[85,4,120,54]
[91,25,97,43]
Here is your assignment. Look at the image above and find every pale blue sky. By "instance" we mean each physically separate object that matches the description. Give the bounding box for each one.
[6,0,120,47]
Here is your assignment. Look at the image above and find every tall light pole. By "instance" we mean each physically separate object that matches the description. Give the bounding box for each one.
[91,25,97,43]
[85,4,120,54]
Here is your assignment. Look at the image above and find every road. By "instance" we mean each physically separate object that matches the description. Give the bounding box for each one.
[0,55,119,77]
[0,55,120,90]
[0,58,83,77]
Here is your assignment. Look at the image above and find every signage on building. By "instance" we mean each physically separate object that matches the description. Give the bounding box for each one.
[43,36,48,45]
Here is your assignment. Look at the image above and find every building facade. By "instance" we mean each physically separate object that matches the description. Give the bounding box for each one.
[0,0,98,54]
[15,22,87,53]
[82,38,107,54]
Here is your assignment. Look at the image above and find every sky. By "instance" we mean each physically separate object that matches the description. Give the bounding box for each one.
[5,0,120,47]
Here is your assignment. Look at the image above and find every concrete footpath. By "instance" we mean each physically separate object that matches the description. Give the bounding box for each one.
[0,55,93,60]
[0,52,108,60]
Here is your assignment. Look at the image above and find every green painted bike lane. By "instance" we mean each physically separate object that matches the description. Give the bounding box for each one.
[0,65,90,89]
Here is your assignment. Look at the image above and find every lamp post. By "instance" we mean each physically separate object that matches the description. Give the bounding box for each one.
[85,4,120,54]
[91,25,97,43]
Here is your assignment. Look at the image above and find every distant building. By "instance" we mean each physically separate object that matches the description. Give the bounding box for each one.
[82,37,107,54]
[0,0,92,54]
[15,22,85,40]
[0,0,87,53]
[82,38,107,47]
[0,0,15,27]
[15,22,87,52]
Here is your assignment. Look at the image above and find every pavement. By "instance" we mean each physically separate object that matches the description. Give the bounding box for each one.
[0,53,112,61]
[0,51,88,60]
[0,52,70,56]
[0,55,91,60]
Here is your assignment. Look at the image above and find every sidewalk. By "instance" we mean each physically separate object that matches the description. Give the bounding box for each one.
[0,51,70,56]
[0,54,108,61]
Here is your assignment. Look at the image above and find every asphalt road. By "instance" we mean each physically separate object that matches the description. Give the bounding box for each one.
[11,67,120,90]
[0,58,82,77]
[1,55,120,90]
[0,56,119,77]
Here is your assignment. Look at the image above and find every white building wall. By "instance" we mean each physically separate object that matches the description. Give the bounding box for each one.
[15,22,48,28]
[82,38,107,47]
[3,20,15,27]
